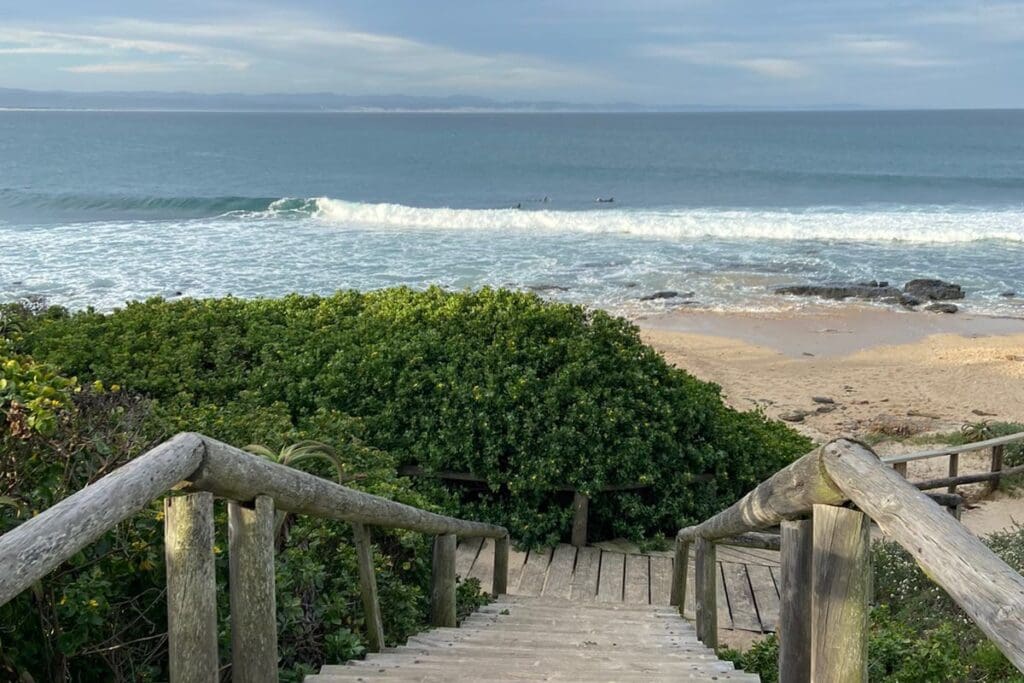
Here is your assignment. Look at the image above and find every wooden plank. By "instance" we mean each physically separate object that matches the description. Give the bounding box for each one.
[683,557,696,620]
[811,505,870,682]
[694,539,718,646]
[430,533,457,627]
[542,544,576,599]
[716,561,732,630]
[571,493,589,547]
[881,430,1024,463]
[507,545,529,594]
[650,554,673,606]
[455,537,483,580]
[596,550,625,603]
[746,563,780,632]
[623,554,650,604]
[569,546,600,602]
[721,561,760,631]
[893,461,908,478]
[670,540,688,609]
[779,519,812,683]
[229,497,279,677]
[517,547,553,597]
[467,537,495,588]
[991,444,1005,493]
[947,453,960,495]
[350,521,383,653]
[164,492,218,683]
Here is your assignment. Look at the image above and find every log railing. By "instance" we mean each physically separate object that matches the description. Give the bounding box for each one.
[0,432,510,682]
[671,439,1024,681]
[880,430,1024,494]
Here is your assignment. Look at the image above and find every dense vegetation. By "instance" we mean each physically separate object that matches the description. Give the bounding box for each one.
[721,528,1024,682]
[5,289,810,546]
[0,289,810,680]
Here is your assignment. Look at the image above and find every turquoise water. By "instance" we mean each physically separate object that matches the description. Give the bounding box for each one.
[1,110,1023,314]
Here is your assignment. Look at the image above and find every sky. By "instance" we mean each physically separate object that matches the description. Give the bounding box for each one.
[0,0,1022,108]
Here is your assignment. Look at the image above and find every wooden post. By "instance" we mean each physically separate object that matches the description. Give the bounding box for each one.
[811,505,870,682]
[165,492,218,683]
[694,537,718,649]
[431,533,457,627]
[990,445,1005,493]
[670,539,689,613]
[493,534,510,596]
[893,461,907,478]
[571,492,589,547]
[779,519,813,683]
[229,496,278,682]
[351,522,385,652]
[947,453,960,495]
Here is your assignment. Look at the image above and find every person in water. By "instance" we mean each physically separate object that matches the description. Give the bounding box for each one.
[596,197,614,203]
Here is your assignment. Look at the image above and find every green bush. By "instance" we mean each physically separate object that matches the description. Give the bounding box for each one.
[10,288,811,545]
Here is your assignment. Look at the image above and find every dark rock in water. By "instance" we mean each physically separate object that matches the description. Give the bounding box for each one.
[925,302,958,314]
[774,283,903,302]
[858,280,889,288]
[1001,291,1017,298]
[903,279,964,301]
[899,295,921,308]
[640,290,686,301]
[527,284,570,293]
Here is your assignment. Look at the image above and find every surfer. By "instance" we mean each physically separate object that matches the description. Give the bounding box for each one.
[595,197,614,203]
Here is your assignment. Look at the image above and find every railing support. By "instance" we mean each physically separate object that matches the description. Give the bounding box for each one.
[431,533,457,627]
[670,538,689,612]
[493,534,510,596]
[811,505,870,682]
[165,492,218,683]
[229,495,278,682]
[352,522,385,652]
[892,461,907,478]
[571,492,589,547]
[694,537,718,649]
[990,445,1005,494]
[947,452,960,494]
[779,519,813,683]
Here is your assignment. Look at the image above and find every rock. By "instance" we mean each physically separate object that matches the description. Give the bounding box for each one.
[903,278,964,301]
[972,409,997,416]
[779,410,806,423]
[812,396,835,404]
[1001,291,1017,298]
[899,295,921,308]
[815,404,837,414]
[925,302,958,314]
[775,282,903,302]
[527,284,570,293]
[639,290,692,301]
[802,352,815,357]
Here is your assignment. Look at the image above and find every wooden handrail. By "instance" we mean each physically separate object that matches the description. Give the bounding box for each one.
[881,430,1024,464]
[673,439,1024,677]
[0,432,510,681]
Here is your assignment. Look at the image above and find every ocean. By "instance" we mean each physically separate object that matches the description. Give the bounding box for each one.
[1,109,1022,315]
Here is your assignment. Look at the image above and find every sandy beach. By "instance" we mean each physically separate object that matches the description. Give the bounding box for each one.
[640,305,1024,442]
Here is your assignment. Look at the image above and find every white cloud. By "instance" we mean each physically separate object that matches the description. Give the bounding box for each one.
[917,2,1024,42]
[61,61,185,74]
[0,16,603,95]
[643,43,812,79]
[832,34,949,68]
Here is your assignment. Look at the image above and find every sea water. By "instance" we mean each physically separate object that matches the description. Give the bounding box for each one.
[1,110,1022,315]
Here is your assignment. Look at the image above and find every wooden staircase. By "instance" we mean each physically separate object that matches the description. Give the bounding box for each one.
[305,596,759,682]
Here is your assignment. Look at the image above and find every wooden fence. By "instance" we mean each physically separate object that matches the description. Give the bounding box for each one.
[672,435,1024,681]
[0,433,510,683]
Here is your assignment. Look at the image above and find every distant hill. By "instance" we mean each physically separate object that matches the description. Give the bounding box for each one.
[0,88,864,112]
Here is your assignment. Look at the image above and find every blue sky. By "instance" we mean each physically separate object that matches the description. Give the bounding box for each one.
[1,0,1022,107]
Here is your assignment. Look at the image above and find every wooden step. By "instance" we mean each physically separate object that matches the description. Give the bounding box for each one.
[306,595,759,682]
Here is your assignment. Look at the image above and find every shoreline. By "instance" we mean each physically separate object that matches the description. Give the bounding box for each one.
[638,305,1024,442]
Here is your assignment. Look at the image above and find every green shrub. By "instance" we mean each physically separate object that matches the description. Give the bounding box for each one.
[11,288,811,545]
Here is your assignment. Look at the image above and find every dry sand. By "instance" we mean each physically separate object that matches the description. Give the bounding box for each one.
[639,305,1024,535]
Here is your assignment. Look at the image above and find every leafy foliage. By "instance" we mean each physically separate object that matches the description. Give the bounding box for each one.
[10,288,811,545]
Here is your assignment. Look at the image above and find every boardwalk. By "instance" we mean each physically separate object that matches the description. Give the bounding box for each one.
[457,538,781,634]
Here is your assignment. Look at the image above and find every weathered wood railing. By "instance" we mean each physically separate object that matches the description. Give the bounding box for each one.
[671,438,1024,681]
[881,430,1024,495]
[0,432,510,682]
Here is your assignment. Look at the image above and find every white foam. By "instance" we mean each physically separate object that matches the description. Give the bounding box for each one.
[311,198,1024,244]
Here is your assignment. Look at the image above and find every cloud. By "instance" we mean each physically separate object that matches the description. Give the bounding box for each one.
[61,61,188,74]
[643,43,812,79]
[0,16,603,95]
[917,2,1024,42]
[832,34,949,68]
